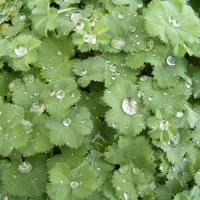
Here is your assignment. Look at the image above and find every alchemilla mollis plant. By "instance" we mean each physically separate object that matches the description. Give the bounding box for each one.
[0,0,200,199]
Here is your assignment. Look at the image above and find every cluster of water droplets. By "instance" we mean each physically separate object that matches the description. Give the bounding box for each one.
[18,161,32,174]
[63,118,71,127]
[14,45,27,58]
[122,97,138,115]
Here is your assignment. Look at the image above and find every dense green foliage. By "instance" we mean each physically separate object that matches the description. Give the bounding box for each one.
[0,0,200,199]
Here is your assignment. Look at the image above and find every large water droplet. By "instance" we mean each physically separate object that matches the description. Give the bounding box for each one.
[75,22,84,31]
[166,56,176,66]
[70,181,79,189]
[168,132,180,147]
[123,192,129,200]
[111,38,125,50]
[83,33,97,44]
[169,17,180,27]
[30,102,45,114]
[56,90,65,100]
[63,118,71,127]
[122,97,137,115]
[159,120,169,131]
[18,161,32,174]
[176,112,183,118]
[14,45,27,58]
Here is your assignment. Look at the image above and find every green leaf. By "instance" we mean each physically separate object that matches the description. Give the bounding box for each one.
[144,0,200,55]
[1,154,47,197]
[46,106,93,148]
[47,161,98,199]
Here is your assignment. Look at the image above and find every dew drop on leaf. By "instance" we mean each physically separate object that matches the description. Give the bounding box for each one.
[117,13,124,19]
[18,161,32,174]
[123,192,129,200]
[80,69,87,76]
[70,12,81,24]
[56,90,65,100]
[14,45,27,58]
[166,56,176,66]
[70,181,79,189]
[75,22,84,31]
[83,33,97,44]
[122,97,137,115]
[119,166,128,174]
[111,38,125,50]
[109,64,116,73]
[137,91,144,98]
[169,17,180,27]
[129,25,136,33]
[145,39,154,51]
[176,112,183,118]
[63,118,71,127]
[159,120,169,131]
[90,20,96,27]
[30,102,45,114]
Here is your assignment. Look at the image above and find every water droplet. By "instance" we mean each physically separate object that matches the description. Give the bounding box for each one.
[137,91,144,98]
[123,192,129,200]
[111,38,125,50]
[122,97,137,115]
[57,51,62,56]
[176,112,183,118]
[21,119,33,133]
[145,39,154,51]
[20,15,26,21]
[169,17,180,27]
[50,90,56,96]
[18,161,32,174]
[75,22,84,31]
[23,74,34,83]
[70,12,81,24]
[160,131,180,147]
[90,20,96,27]
[30,102,45,114]
[14,45,27,57]
[148,96,153,101]
[117,13,124,19]
[119,166,128,174]
[129,25,136,33]
[116,186,121,191]
[2,196,8,200]
[56,90,65,100]
[109,64,116,73]
[166,56,176,66]
[138,3,143,8]
[80,69,87,76]
[63,118,71,127]
[159,120,169,131]
[83,33,97,44]
[70,181,79,189]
